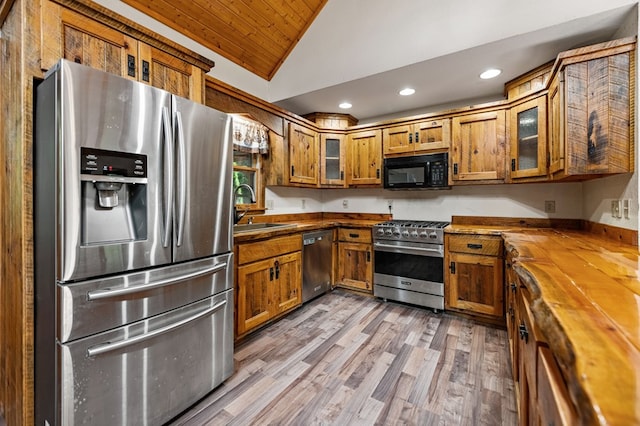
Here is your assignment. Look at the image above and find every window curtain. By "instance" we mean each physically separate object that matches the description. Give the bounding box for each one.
[231,115,269,154]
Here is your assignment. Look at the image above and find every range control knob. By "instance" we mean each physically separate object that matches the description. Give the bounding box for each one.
[385,229,393,236]
[376,228,385,236]
[428,232,438,239]
[401,230,410,237]
[419,231,428,238]
[410,230,419,238]
[392,229,401,237]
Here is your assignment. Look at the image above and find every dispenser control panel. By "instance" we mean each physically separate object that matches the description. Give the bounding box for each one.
[81,147,147,178]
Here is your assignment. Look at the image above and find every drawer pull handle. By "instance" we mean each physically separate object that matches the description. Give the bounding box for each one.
[510,283,517,293]
[467,243,483,249]
[349,233,360,238]
[518,323,529,343]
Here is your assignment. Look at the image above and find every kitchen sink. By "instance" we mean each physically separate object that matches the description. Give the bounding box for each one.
[233,222,295,234]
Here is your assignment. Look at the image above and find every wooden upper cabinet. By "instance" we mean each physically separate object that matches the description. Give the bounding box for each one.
[288,122,319,186]
[42,2,137,77]
[451,110,506,183]
[548,38,635,180]
[320,133,347,187]
[41,0,206,102]
[509,95,548,180]
[383,119,450,156]
[347,129,382,186]
[138,44,204,102]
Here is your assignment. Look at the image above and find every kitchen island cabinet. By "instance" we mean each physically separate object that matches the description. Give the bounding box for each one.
[504,228,640,425]
[235,234,302,337]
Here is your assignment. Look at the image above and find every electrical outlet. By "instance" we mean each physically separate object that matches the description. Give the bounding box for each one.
[611,200,622,218]
[342,199,349,209]
[301,199,306,209]
[623,199,630,219]
[544,200,555,213]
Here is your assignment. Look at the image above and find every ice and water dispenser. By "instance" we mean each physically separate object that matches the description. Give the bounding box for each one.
[80,147,148,245]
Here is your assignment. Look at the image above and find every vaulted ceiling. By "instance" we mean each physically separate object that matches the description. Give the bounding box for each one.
[108,0,638,122]
[121,0,328,80]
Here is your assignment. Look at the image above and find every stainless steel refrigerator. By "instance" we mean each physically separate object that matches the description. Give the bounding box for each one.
[34,59,234,425]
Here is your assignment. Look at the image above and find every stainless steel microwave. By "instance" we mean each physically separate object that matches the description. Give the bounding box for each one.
[383,152,449,189]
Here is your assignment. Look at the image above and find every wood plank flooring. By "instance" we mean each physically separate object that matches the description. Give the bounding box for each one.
[169,289,517,425]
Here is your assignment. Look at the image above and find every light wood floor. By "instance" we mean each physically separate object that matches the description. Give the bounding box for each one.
[169,289,517,425]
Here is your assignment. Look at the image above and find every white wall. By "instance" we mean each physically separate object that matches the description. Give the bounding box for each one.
[266,183,583,222]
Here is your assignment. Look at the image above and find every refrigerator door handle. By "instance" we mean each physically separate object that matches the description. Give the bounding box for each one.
[86,299,228,357]
[86,262,228,301]
[162,106,174,248]
[175,110,187,247]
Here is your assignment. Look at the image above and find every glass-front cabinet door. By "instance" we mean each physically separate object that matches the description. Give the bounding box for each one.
[320,133,346,187]
[509,96,547,179]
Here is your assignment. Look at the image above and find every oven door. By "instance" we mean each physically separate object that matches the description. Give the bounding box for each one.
[373,240,444,296]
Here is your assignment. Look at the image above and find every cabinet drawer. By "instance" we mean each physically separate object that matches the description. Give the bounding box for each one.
[447,234,502,256]
[237,234,302,265]
[338,228,371,243]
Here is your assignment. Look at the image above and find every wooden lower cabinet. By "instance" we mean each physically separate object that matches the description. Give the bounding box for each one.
[236,235,302,336]
[507,256,577,426]
[336,228,373,293]
[445,234,504,322]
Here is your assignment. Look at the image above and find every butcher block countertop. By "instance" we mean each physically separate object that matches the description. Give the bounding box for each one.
[232,212,388,243]
[448,220,640,425]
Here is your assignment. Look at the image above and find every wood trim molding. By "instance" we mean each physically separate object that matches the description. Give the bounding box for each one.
[450,216,583,229]
[206,76,325,132]
[0,0,15,25]
[51,0,215,71]
[581,220,638,246]
[451,216,638,246]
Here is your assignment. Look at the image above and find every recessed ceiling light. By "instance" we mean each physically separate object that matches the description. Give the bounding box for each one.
[480,68,502,79]
[339,102,352,109]
[399,88,415,96]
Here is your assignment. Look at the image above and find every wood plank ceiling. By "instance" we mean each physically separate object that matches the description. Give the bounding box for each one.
[120,0,328,80]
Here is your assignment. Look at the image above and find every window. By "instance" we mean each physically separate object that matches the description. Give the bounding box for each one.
[233,151,262,208]
[231,115,268,214]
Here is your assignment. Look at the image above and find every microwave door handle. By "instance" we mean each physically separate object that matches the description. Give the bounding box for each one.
[87,299,227,357]
[161,106,173,248]
[175,110,187,247]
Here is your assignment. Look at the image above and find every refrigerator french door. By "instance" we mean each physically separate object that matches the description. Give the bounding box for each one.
[35,60,234,425]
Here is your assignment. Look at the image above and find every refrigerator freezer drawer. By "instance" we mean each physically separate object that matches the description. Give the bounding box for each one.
[58,289,234,426]
[58,253,233,342]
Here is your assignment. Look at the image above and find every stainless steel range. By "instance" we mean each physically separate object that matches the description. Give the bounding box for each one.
[373,220,450,311]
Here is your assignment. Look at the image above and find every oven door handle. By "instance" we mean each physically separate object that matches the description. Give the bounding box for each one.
[374,242,443,257]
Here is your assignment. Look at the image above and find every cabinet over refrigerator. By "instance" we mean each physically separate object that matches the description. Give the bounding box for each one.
[35,60,234,425]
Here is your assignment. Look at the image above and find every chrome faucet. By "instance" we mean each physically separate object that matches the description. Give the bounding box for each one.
[233,184,256,225]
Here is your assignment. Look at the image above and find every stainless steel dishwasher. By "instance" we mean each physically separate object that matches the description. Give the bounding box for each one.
[302,230,333,302]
